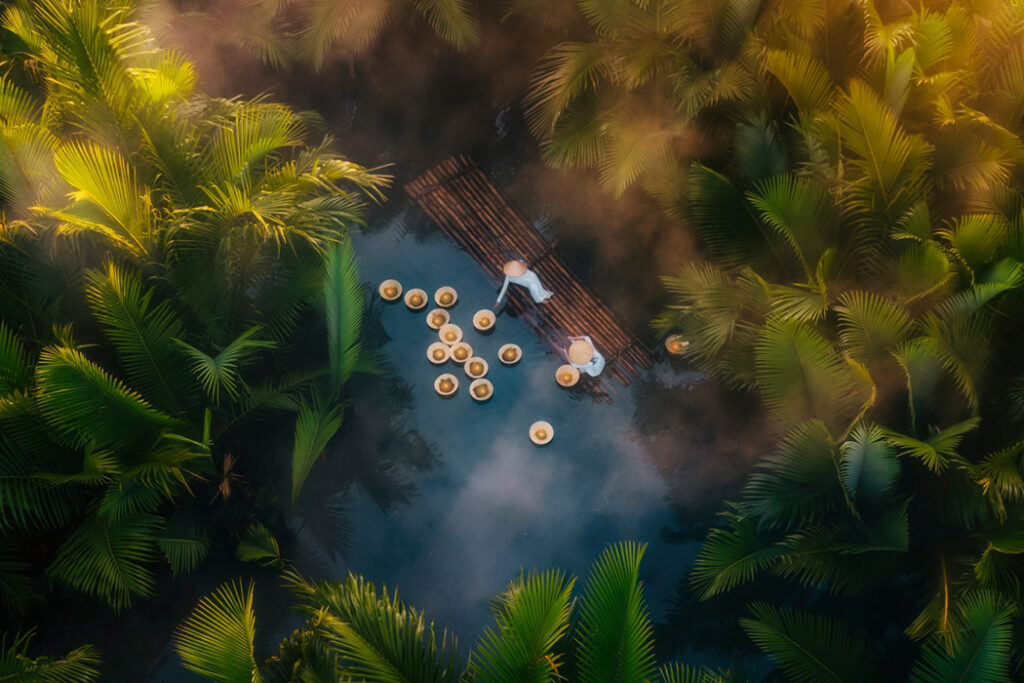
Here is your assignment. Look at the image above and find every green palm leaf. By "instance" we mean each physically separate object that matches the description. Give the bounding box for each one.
[748,174,836,277]
[0,320,30,394]
[469,570,574,683]
[34,344,178,449]
[835,291,912,363]
[409,0,480,50]
[0,631,101,682]
[323,239,364,393]
[742,420,844,529]
[690,512,784,599]
[236,522,285,568]
[937,214,1007,274]
[285,570,463,682]
[575,541,658,683]
[909,592,1013,683]
[175,579,262,682]
[158,512,210,576]
[291,397,343,506]
[740,603,877,682]
[839,424,899,508]
[765,49,834,113]
[178,327,275,405]
[85,263,195,414]
[48,141,153,255]
[754,318,872,432]
[47,512,161,611]
[885,418,980,473]
[686,164,766,268]
[657,663,727,683]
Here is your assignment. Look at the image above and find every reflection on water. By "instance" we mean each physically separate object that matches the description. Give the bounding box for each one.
[283,202,730,640]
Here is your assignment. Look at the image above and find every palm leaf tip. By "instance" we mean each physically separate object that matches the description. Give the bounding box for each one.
[576,540,658,682]
[174,579,260,682]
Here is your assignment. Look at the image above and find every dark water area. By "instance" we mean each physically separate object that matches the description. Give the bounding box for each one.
[30,7,774,680]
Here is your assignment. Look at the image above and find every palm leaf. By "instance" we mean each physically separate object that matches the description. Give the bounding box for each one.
[0,631,101,682]
[85,263,195,414]
[754,318,871,432]
[175,579,261,682]
[178,327,275,404]
[34,344,178,449]
[158,512,210,576]
[690,512,784,599]
[765,49,834,112]
[0,320,30,394]
[575,541,658,683]
[323,239,363,392]
[409,0,480,50]
[236,522,285,568]
[47,512,161,611]
[885,418,980,473]
[839,424,900,508]
[740,603,877,682]
[835,291,912,363]
[747,174,836,277]
[285,570,463,682]
[469,569,574,682]
[909,592,1013,683]
[742,420,844,529]
[291,397,343,506]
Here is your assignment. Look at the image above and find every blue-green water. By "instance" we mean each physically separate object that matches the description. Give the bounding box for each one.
[288,207,703,639]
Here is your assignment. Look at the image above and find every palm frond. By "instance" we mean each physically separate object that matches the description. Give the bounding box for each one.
[764,49,833,112]
[323,239,363,393]
[575,541,658,683]
[158,512,210,576]
[0,320,31,394]
[468,569,574,682]
[0,630,101,682]
[85,263,195,414]
[909,592,1013,683]
[885,418,980,473]
[747,174,835,277]
[178,327,275,405]
[835,291,912,363]
[690,512,784,599]
[742,420,844,529]
[284,570,463,682]
[740,603,877,682]
[291,397,343,506]
[34,344,178,449]
[236,522,285,568]
[754,318,872,432]
[175,579,261,682]
[409,0,480,50]
[839,424,899,509]
[47,512,161,612]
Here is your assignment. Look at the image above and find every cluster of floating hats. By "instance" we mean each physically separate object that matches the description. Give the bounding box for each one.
[381,279,551,444]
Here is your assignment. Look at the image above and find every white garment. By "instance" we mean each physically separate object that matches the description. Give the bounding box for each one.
[569,335,606,377]
[495,269,553,305]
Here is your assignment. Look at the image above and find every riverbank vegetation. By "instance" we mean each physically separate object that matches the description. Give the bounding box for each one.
[5,0,1024,680]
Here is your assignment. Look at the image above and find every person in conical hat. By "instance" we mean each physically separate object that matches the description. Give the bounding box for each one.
[494,259,553,309]
[566,335,605,377]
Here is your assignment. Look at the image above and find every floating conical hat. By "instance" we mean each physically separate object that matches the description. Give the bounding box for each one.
[503,260,527,277]
[568,339,594,365]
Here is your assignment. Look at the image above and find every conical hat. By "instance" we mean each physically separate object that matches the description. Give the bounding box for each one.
[568,339,594,365]
[503,260,527,277]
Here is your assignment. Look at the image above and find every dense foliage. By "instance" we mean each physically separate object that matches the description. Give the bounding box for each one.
[0,0,383,631]
[175,542,729,682]
[514,0,1024,679]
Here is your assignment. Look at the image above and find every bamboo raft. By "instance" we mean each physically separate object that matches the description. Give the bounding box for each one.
[405,156,654,402]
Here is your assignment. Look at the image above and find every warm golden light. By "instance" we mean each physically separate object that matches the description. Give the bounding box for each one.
[665,334,689,355]
[502,348,517,361]
[439,378,454,392]
[479,316,490,326]
[453,347,468,360]
[535,428,547,440]
[560,373,572,383]
[383,286,397,298]
[440,292,453,305]
[410,294,423,306]
[473,384,489,397]
[470,361,484,375]
[432,314,446,326]
[445,331,457,342]
[432,349,445,360]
